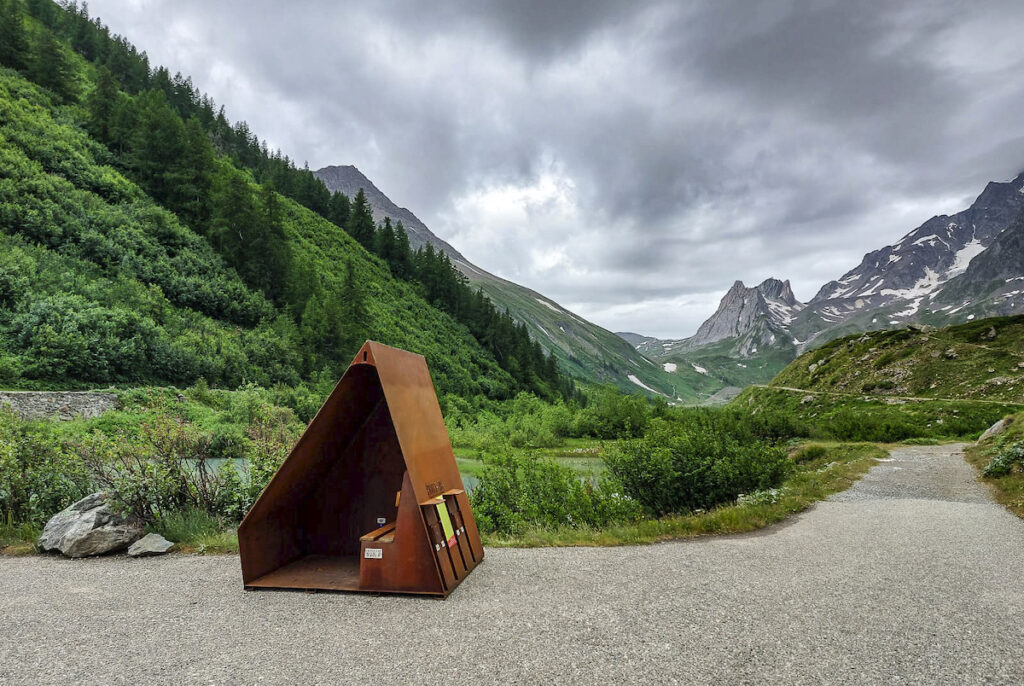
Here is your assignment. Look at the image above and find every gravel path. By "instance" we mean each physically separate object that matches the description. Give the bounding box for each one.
[2,444,1023,685]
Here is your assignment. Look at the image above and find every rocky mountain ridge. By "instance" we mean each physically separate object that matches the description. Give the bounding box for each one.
[789,171,1024,347]
[626,278,804,359]
[627,170,1024,369]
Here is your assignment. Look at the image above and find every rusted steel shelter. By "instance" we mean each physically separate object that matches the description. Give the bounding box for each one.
[238,341,483,597]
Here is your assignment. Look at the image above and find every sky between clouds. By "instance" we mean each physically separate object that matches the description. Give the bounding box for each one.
[85,0,1024,338]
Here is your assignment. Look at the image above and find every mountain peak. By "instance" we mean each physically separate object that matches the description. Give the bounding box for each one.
[677,275,802,355]
[314,164,467,262]
[315,165,377,195]
[757,277,798,306]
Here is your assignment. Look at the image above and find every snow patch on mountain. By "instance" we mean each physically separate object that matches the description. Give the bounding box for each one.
[663,362,677,372]
[627,375,660,394]
[535,298,563,314]
[691,363,708,375]
[947,238,985,278]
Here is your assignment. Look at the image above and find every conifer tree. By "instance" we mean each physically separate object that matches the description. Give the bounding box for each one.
[173,117,215,232]
[28,30,76,102]
[345,189,376,250]
[0,0,29,71]
[375,216,396,264]
[129,90,187,207]
[392,220,412,279]
[87,65,117,142]
[340,259,370,352]
[327,191,350,228]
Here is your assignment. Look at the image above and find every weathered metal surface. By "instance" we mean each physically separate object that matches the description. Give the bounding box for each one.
[238,341,483,597]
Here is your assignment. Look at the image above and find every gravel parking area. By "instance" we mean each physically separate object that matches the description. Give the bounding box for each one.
[2,444,1022,685]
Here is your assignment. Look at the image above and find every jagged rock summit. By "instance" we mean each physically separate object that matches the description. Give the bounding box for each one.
[629,170,1024,368]
[631,278,803,359]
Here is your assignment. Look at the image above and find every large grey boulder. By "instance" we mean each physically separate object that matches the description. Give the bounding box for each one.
[38,492,144,558]
[977,418,1012,444]
[128,533,174,558]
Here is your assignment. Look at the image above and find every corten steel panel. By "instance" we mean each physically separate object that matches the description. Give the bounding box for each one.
[238,341,483,596]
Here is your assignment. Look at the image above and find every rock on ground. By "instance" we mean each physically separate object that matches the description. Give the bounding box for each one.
[128,533,174,558]
[978,417,1012,443]
[37,492,143,558]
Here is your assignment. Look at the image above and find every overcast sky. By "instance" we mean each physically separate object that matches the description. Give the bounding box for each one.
[86,0,1024,338]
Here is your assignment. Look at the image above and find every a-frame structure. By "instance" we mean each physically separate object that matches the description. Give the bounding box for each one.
[238,341,483,597]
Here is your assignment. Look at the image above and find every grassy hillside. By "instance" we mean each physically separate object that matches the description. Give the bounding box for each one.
[0,66,518,398]
[472,273,693,398]
[966,412,1024,519]
[732,385,1021,443]
[770,315,1024,402]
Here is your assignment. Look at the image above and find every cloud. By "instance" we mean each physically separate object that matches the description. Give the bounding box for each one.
[85,0,1024,338]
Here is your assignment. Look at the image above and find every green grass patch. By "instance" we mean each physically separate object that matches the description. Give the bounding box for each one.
[482,442,886,547]
[733,385,1021,443]
[152,508,238,554]
[965,413,1024,519]
[0,515,39,555]
[772,315,1024,403]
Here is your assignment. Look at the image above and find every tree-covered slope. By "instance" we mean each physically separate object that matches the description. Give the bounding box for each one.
[769,315,1024,403]
[0,0,583,401]
[0,65,517,397]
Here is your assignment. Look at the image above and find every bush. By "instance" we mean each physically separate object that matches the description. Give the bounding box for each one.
[470,450,641,535]
[447,393,574,451]
[605,419,791,516]
[77,410,224,523]
[791,444,829,464]
[0,408,94,526]
[823,409,921,442]
[984,441,1024,478]
[76,399,300,524]
[572,387,650,439]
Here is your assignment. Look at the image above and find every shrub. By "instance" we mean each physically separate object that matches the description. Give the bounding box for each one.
[824,410,921,442]
[572,386,650,439]
[605,419,791,516]
[77,410,226,523]
[239,403,302,511]
[470,450,640,535]
[983,441,1024,478]
[0,408,94,526]
[791,444,829,464]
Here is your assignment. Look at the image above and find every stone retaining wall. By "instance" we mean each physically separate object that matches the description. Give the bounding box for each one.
[0,391,119,420]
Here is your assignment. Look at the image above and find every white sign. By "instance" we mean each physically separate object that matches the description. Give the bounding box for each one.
[364,548,383,559]
[376,517,387,525]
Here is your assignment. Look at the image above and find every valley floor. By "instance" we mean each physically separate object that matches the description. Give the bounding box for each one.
[1,445,1022,685]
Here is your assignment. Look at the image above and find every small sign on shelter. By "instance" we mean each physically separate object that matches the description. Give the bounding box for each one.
[238,341,483,597]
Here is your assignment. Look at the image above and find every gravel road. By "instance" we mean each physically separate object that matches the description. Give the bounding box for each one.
[2,444,1023,685]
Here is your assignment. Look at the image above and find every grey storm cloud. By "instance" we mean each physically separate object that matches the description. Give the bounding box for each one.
[85,0,1024,337]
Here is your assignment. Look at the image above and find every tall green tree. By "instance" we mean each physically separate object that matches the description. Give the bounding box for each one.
[0,0,29,71]
[340,259,370,352]
[27,30,76,103]
[172,117,216,232]
[248,181,290,301]
[86,65,118,143]
[327,191,350,228]
[129,90,187,206]
[392,221,412,279]
[345,189,375,250]
[375,216,396,264]
[210,168,257,268]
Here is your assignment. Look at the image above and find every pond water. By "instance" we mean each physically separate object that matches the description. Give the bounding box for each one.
[190,458,480,492]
